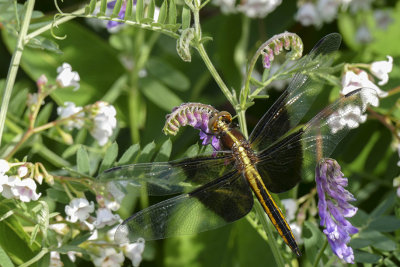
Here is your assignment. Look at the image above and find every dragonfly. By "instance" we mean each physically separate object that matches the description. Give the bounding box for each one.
[99,33,370,256]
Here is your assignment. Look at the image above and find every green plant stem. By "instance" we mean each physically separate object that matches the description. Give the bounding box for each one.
[312,238,328,267]
[20,247,49,267]
[196,44,236,107]
[24,6,85,43]
[254,201,286,267]
[0,0,35,147]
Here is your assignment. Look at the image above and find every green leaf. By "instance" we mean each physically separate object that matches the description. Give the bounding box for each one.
[303,221,325,264]
[88,0,97,14]
[125,0,133,18]
[351,231,397,251]
[136,0,144,22]
[147,57,190,91]
[77,146,90,175]
[168,0,177,25]
[158,0,168,23]
[0,245,14,267]
[46,188,70,204]
[99,0,107,15]
[183,144,199,158]
[37,201,50,241]
[154,139,172,162]
[140,77,182,111]
[1,21,124,106]
[369,193,396,218]
[54,245,86,254]
[118,144,140,165]
[112,0,123,17]
[36,102,53,126]
[181,6,191,30]
[137,141,156,163]
[8,87,28,118]
[99,142,119,173]
[26,36,62,54]
[367,216,400,232]
[354,250,381,263]
[147,0,155,20]
[30,224,40,246]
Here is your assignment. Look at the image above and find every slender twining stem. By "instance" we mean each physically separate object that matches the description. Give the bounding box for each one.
[254,201,286,267]
[312,238,329,267]
[24,6,85,43]
[0,0,36,146]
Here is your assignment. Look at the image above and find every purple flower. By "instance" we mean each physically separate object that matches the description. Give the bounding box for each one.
[316,158,358,264]
[107,0,129,29]
[163,103,222,152]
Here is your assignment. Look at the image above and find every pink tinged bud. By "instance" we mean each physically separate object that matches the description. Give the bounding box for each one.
[36,74,48,91]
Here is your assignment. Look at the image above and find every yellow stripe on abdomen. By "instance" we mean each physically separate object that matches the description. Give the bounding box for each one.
[245,166,301,257]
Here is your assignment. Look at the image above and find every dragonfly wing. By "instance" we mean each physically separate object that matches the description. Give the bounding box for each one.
[98,152,235,196]
[249,33,342,152]
[256,88,374,193]
[114,171,253,243]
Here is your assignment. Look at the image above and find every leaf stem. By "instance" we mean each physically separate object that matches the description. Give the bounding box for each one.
[20,247,49,267]
[0,0,36,146]
[254,201,286,267]
[312,238,328,267]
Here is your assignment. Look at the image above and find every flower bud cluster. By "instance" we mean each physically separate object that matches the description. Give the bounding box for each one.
[260,32,303,69]
[163,103,221,151]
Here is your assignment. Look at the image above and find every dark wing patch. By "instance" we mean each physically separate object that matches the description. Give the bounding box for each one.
[114,171,253,243]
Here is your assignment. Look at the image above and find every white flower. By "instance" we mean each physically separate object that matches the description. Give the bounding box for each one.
[374,10,393,30]
[27,93,45,107]
[397,145,400,167]
[93,208,121,228]
[122,238,145,267]
[341,71,387,109]
[104,182,125,211]
[57,102,85,130]
[317,0,339,23]
[213,0,237,14]
[90,102,117,146]
[88,229,99,241]
[17,166,28,178]
[0,176,18,199]
[0,159,10,175]
[92,247,125,267]
[295,3,322,27]
[281,199,297,222]
[50,251,63,267]
[65,198,95,223]
[237,0,282,18]
[11,178,41,202]
[56,63,80,90]
[327,105,367,134]
[49,222,69,235]
[290,222,303,245]
[370,56,393,86]
[349,0,372,13]
[355,25,372,44]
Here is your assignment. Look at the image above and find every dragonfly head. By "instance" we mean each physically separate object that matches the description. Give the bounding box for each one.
[208,111,232,134]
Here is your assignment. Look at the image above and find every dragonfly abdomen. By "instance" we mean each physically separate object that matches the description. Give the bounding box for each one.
[244,166,302,257]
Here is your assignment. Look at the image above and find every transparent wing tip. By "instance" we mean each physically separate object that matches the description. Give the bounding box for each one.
[115,224,131,244]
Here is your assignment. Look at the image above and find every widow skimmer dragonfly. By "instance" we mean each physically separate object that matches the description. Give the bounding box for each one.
[99,33,374,256]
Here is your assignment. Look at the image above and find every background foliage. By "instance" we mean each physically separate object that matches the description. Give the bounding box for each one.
[0,0,400,266]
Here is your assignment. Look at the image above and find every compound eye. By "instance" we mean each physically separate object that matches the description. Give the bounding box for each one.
[219,111,232,124]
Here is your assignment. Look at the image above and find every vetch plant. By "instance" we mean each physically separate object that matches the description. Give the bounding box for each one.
[0,0,399,266]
